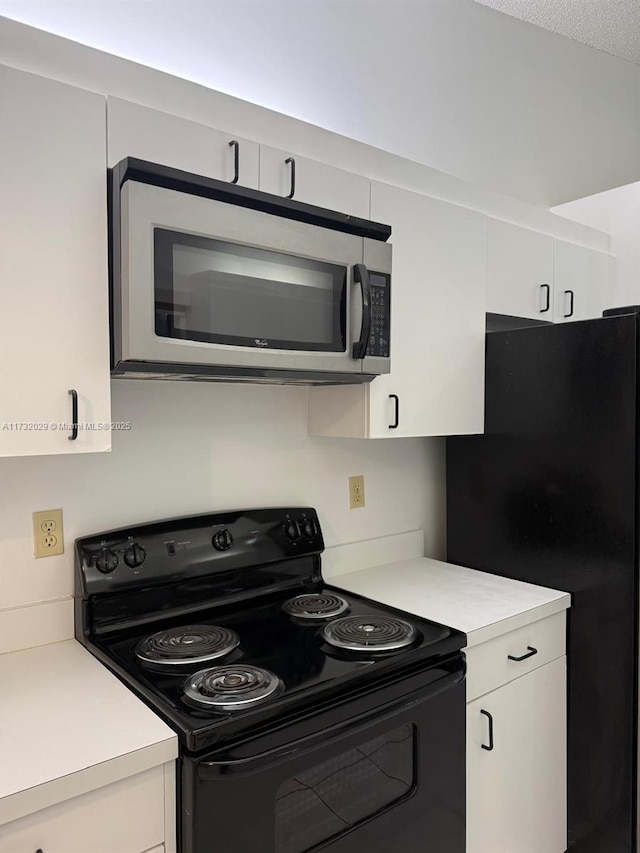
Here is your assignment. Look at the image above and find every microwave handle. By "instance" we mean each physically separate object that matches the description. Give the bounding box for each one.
[198,666,464,780]
[352,263,371,360]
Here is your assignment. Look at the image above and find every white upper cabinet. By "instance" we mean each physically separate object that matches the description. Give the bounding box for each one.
[259,145,370,218]
[107,97,259,187]
[487,219,554,321]
[486,217,612,325]
[0,66,111,457]
[553,239,611,323]
[367,183,486,437]
[308,182,486,438]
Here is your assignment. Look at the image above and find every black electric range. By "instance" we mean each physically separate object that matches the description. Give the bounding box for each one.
[75,508,466,853]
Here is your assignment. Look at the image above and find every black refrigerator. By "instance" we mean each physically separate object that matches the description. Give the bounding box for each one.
[447,307,639,853]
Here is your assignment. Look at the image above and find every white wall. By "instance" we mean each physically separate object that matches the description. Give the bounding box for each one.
[1,2,639,207]
[552,183,640,309]
[0,382,444,610]
[0,9,627,627]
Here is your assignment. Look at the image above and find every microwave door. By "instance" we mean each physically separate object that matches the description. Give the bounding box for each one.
[120,182,365,377]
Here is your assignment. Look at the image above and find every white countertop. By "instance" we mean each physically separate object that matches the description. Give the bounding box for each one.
[331,557,570,647]
[0,639,177,824]
[0,556,568,824]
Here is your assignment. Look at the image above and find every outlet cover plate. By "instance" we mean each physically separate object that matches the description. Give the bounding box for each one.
[349,475,365,509]
[33,509,64,558]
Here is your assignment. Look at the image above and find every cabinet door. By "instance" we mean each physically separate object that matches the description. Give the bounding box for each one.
[467,657,567,853]
[0,66,111,456]
[0,767,164,853]
[368,182,486,437]
[107,97,259,187]
[487,220,554,321]
[259,145,370,218]
[553,240,611,323]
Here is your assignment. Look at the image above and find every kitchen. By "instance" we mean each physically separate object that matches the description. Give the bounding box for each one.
[0,2,638,853]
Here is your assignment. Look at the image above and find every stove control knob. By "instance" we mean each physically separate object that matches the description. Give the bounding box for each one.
[301,519,315,539]
[124,543,146,568]
[95,548,119,574]
[212,529,233,551]
[284,521,300,541]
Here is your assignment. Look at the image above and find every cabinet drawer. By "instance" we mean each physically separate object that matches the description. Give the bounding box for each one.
[0,767,164,853]
[465,611,566,702]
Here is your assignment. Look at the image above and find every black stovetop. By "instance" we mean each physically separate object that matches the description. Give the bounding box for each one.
[91,584,464,752]
[75,508,465,754]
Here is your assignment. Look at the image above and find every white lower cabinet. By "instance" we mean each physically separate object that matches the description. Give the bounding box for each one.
[466,653,567,853]
[0,767,165,853]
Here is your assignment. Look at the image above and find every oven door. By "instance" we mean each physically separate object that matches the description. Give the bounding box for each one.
[181,656,465,853]
[118,180,379,376]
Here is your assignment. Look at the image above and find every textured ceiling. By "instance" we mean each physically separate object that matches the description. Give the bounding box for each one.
[471,0,640,63]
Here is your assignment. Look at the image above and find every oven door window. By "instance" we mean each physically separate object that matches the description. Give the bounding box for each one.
[275,723,415,853]
[154,229,347,352]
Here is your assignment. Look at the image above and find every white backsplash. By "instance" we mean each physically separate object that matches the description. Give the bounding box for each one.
[0,379,444,612]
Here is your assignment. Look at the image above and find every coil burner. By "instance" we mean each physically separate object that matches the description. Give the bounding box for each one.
[282,593,350,620]
[322,615,418,653]
[135,625,240,668]
[183,664,283,711]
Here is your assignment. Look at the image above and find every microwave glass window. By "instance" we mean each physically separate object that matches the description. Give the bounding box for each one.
[274,724,415,853]
[154,229,346,352]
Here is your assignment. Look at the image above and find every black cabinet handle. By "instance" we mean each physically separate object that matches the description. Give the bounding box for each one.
[508,645,538,662]
[480,709,494,751]
[68,389,78,441]
[389,394,399,430]
[228,140,239,184]
[285,156,296,199]
[540,283,550,313]
[351,263,371,360]
[564,289,575,318]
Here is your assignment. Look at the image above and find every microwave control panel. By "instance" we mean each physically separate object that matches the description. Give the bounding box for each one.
[366,272,391,358]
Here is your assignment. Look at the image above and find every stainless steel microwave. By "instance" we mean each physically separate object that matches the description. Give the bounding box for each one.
[109,159,392,384]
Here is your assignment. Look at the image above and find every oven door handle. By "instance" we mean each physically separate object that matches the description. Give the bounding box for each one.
[351,263,372,360]
[198,666,463,779]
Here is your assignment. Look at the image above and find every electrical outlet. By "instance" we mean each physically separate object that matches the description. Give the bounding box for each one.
[349,475,365,509]
[32,509,64,558]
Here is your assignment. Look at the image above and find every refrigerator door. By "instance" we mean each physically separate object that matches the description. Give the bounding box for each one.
[447,313,639,853]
